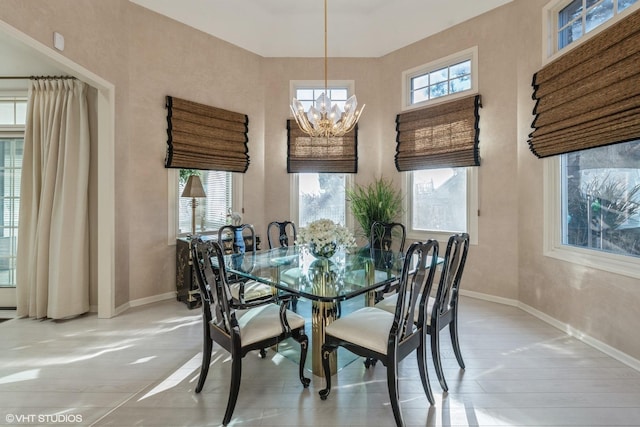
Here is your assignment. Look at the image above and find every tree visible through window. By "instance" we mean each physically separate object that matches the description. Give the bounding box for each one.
[298,173,347,227]
[562,140,640,257]
[411,168,467,233]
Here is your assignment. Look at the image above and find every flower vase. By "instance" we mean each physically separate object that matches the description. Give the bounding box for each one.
[234,228,245,254]
[310,241,337,259]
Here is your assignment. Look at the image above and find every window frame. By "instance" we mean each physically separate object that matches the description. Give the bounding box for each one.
[401,46,478,111]
[543,157,640,279]
[167,169,243,244]
[542,0,640,64]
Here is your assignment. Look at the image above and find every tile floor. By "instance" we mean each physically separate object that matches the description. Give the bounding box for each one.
[1,296,639,426]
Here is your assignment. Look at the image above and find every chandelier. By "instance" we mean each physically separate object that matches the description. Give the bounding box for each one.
[290,0,364,138]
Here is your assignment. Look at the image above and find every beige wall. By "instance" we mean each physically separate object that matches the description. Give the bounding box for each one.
[1,0,638,363]
[379,4,524,301]
[125,5,265,301]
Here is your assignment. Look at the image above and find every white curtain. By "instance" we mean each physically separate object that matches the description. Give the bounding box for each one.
[16,79,90,319]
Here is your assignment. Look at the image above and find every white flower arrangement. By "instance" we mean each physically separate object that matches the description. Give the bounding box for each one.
[296,219,356,258]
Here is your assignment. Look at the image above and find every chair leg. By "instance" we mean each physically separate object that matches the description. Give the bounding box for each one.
[386,356,405,427]
[222,352,242,426]
[450,313,465,369]
[319,345,335,400]
[195,328,212,393]
[364,357,378,368]
[430,329,448,392]
[374,289,384,304]
[417,338,434,405]
[295,331,311,387]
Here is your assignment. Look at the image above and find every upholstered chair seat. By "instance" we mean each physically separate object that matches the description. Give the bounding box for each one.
[235,304,305,346]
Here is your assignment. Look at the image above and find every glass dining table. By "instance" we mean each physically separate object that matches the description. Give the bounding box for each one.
[224,245,408,376]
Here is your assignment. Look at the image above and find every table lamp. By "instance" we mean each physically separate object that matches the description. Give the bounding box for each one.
[181,174,206,236]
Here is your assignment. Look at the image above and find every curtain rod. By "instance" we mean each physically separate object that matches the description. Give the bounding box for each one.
[0,75,76,80]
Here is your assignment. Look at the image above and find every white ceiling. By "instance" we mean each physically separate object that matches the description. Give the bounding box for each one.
[129,0,514,58]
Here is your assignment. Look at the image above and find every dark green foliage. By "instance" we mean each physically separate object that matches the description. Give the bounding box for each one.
[346,176,404,239]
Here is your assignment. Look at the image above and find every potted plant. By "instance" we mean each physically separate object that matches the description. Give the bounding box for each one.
[346,176,404,241]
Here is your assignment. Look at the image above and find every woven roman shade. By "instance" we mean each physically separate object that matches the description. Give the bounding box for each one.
[529,8,640,158]
[395,94,481,171]
[165,96,249,172]
[287,119,358,173]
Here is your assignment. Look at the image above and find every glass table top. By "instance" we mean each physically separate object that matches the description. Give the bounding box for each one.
[224,245,407,302]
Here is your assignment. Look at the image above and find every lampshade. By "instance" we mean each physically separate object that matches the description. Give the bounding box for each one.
[181,175,206,198]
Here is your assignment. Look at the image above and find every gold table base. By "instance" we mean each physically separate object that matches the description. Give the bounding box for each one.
[311,300,337,376]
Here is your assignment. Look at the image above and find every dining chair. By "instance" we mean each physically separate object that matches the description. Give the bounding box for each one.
[370,221,406,303]
[191,238,310,426]
[217,224,272,303]
[267,220,297,248]
[267,220,301,312]
[319,240,440,427]
[375,232,470,392]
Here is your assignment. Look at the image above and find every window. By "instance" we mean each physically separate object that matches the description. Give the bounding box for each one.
[402,47,477,110]
[0,96,26,287]
[177,170,233,235]
[542,0,640,278]
[169,169,240,242]
[290,83,355,228]
[549,0,638,54]
[293,88,349,113]
[409,60,471,105]
[401,50,479,243]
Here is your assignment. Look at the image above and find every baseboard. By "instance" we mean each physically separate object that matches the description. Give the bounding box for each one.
[112,302,129,316]
[1,293,178,319]
[518,301,640,373]
[0,309,16,319]
[460,290,640,373]
[129,291,176,308]
[116,291,177,314]
[459,289,518,306]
